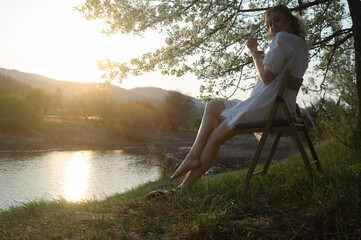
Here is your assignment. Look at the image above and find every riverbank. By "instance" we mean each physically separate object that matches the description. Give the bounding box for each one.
[0,117,194,151]
[1,141,360,239]
[0,118,297,174]
[0,128,296,175]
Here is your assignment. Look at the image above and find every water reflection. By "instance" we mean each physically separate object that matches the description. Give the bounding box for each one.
[64,152,90,202]
[0,149,161,210]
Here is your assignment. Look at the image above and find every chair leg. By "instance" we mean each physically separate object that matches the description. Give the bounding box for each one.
[291,127,313,178]
[303,130,322,173]
[296,104,322,173]
[263,132,282,174]
[246,131,269,182]
[283,102,313,178]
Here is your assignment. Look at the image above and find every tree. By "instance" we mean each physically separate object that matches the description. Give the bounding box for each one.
[53,88,64,109]
[115,100,162,139]
[25,88,52,115]
[0,94,42,131]
[77,0,361,137]
[161,91,194,131]
[68,91,94,120]
[91,87,116,124]
[0,74,27,95]
[68,87,115,122]
[307,41,357,147]
[134,100,163,131]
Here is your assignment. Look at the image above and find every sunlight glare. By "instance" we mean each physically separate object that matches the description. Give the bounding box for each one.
[64,152,90,202]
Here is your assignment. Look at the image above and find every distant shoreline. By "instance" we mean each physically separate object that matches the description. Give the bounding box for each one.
[0,129,297,175]
[0,129,196,154]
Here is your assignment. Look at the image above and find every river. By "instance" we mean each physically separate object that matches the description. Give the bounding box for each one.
[0,149,162,211]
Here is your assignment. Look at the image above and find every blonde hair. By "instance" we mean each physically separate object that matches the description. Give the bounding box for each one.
[265,5,306,39]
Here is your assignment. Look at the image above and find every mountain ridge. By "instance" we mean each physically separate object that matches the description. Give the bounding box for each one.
[0,67,204,110]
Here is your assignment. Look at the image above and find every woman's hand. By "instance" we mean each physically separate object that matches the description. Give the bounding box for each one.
[247,35,258,53]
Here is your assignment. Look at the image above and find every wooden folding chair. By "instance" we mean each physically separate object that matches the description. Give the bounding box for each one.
[234,69,322,182]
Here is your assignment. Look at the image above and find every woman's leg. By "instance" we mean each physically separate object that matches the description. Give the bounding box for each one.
[179,120,236,189]
[171,100,226,179]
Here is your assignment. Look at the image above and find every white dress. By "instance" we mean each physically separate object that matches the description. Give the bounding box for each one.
[221,31,309,129]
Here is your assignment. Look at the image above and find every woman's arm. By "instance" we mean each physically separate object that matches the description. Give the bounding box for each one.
[252,51,276,85]
[247,35,276,85]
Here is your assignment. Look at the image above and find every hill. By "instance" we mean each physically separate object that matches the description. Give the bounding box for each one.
[0,68,205,111]
[130,87,170,103]
[130,86,205,110]
[0,68,145,102]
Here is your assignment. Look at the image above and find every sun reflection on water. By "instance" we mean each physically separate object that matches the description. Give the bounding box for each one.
[64,152,90,202]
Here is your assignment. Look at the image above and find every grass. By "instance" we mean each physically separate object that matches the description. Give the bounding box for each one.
[0,140,360,239]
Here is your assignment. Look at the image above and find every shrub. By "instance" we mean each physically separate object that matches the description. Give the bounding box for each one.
[112,101,163,140]
[0,94,42,132]
[310,98,358,148]
[25,88,52,114]
[161,91,195,131]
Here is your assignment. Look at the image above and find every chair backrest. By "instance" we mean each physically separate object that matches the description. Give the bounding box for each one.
[277,69,303,97]
[264,69,303,130]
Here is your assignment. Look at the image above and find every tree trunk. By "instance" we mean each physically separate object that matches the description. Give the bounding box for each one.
[347,0,361,139]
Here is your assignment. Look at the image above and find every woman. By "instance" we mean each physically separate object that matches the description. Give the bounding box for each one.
[171,5,309,190]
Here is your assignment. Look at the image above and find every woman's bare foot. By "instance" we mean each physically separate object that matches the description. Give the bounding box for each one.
[171,156,200,179]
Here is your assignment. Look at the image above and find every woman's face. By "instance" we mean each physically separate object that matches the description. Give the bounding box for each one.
[267,11,293,36]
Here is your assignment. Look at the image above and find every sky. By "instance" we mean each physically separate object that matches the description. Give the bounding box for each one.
[0,0,217,98]
[0,0,321,103]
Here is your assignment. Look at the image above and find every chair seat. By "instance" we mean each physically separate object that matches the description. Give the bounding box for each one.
[234,118,307,134]
[235,119,291,130]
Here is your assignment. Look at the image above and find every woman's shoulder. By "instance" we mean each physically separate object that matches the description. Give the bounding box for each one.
[273,32,304,43]
[272,32,307,51]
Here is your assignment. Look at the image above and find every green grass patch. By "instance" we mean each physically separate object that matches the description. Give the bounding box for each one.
[1,141,360,239]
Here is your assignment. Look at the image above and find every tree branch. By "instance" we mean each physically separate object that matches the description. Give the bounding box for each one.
[319,33,354,89]
[312,28,353,48]
[291,0,331,11]
[222,0,331,13]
